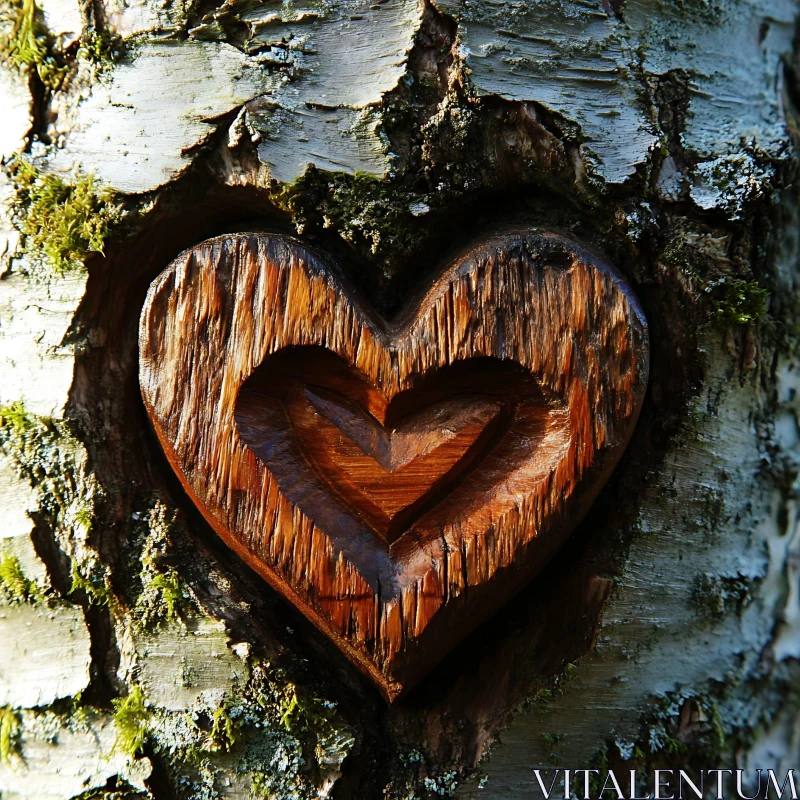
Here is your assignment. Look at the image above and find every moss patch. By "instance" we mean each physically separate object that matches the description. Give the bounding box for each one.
[208,701,241,753]
[9,157,121,276]
[278,684,341,738]
[0,708,20,765]
[112,685,150,757]
[134,660,354,800]
[0,405,111,618]
[0,553,35,601]
[131,502,192,626]
[77,27,124,70]
[0,401,33,432]
[142,572,182,621]
[706,278,769,327]
[74,505,94,534]
[273,169,427,278]
[69,559,113,607]
[2,0,66,89]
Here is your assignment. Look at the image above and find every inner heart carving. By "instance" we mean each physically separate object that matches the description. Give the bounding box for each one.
[234,349,562,546]
[139,230,649,701]
[303,387,494,473]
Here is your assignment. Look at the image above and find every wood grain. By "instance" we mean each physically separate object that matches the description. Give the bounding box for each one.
[139,230,649,701]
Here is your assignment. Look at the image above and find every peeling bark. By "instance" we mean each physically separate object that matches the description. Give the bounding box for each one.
[2,0,800,797]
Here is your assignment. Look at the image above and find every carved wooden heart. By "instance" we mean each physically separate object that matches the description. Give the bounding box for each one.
[139,230,648,701]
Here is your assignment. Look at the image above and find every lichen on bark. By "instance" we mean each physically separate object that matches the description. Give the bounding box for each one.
[2,0,800,796]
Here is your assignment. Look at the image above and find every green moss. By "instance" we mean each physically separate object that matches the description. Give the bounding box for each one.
[0,400,33,432]
[146,572,182,621]
[69,560,113,607]
[77,27,123,69]
[178,700,244,766]
[0,409,112,618]
[0,553,35,601]
[134,558,187,626]
[112,685,150,757]
[0,402,54,456]
[278,684,340,735]
[209,702,241,752]
[533,688,553,703]
[10,157,121,276]
[74,506,94,533]
[540,733,562,749]
[273,169,426,275]
[2,0,66,89]
[0,708,20,765]
[128,502,193,626]
[251,772,278,798]
[707,278,769,326]
[661,734,686,755]
[273,683,354,788]
[540,732,564,762]
[563,662,579,681]
[278,687,300,731]
[142,660,355,799]
[587,746,609,796]
[705,705,725,756]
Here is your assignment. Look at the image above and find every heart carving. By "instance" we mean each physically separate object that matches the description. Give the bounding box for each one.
[139,230,648,701]
[298,387,500,539]
[234,349,558,546]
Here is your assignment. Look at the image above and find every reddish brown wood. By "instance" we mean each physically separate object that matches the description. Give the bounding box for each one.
[139,230,649,701]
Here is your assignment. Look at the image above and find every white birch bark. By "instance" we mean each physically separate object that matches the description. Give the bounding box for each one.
[1,0,799,797]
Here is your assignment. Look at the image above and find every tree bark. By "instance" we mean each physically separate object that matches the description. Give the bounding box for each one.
[1,0,800,798]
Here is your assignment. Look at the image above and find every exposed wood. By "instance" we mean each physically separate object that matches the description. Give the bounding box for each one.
[139,229,649,701]
[243,374,507,543]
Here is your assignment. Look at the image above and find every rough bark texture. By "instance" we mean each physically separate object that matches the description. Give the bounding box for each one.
[1,0,800,797]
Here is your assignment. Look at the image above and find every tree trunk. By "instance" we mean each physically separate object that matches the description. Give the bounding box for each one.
[2,0,800,797]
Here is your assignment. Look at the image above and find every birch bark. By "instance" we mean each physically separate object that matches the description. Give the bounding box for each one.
[1,0,799,797]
